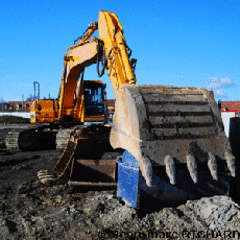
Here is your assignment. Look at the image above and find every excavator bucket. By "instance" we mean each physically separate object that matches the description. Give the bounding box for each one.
[110,84,236,189]
[38,125,123,187]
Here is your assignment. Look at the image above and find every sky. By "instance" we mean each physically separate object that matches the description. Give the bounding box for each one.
[0,0,240,102]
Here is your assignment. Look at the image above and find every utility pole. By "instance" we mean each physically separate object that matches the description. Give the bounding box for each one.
[1,96,3,115]
[22,94,24,112]
[49,83,50,99]
[33,81,40,100]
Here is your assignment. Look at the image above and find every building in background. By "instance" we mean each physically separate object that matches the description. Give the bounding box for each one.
[220,101,240,114]
[2,101,33,112]
[0,102,9,112]
[1,99,116,118]
[106,99,116,120]
[220,100,240,137]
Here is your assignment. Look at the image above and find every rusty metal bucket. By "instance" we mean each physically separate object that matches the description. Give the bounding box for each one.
[68,126,123,187]
[110,84,235,187]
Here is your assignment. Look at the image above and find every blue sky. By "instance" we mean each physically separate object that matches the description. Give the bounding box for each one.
[0,0,239,102]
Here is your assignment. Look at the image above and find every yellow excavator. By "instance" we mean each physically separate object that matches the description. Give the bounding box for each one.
[19,10,237,206]
[5,24,108,152]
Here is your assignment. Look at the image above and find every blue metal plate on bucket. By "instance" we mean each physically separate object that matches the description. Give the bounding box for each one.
[117,150,140,209]
[117,151,231,209]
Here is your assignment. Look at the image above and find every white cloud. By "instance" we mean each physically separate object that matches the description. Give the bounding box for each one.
[213,89,228,98]
[204,77,237,90]
[200,76,237,99]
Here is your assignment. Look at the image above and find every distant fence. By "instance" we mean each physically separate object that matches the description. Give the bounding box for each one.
[0,112,31,118]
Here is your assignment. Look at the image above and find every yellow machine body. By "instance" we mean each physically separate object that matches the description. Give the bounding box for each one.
[30,80,106,124]
[37,10,235,199]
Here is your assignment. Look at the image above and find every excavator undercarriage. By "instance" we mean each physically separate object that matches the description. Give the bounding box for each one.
[5,124,57,152]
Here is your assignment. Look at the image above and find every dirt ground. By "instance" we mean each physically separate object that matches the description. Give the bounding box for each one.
[1,116,240,239]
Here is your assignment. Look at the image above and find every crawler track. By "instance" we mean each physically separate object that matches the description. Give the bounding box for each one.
[56,127,78,150]
[5,125,57,151]
[5,129,21,151]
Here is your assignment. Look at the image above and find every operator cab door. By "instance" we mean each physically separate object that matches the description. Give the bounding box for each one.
[83,81,105,116]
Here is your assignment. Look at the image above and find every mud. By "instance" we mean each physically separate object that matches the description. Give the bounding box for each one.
[1,116,240,239]
[1,153,240,240]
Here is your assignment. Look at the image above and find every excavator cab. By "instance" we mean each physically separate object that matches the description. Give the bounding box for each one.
[83,80,106,119]
[30,80,106,124]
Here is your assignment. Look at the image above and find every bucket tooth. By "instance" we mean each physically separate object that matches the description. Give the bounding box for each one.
[225,152,236,177]
[207,152,218,181]
[164,155,176,185]
[141,156,153,187]
[186,154,197,183]
[37,170,60,184]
